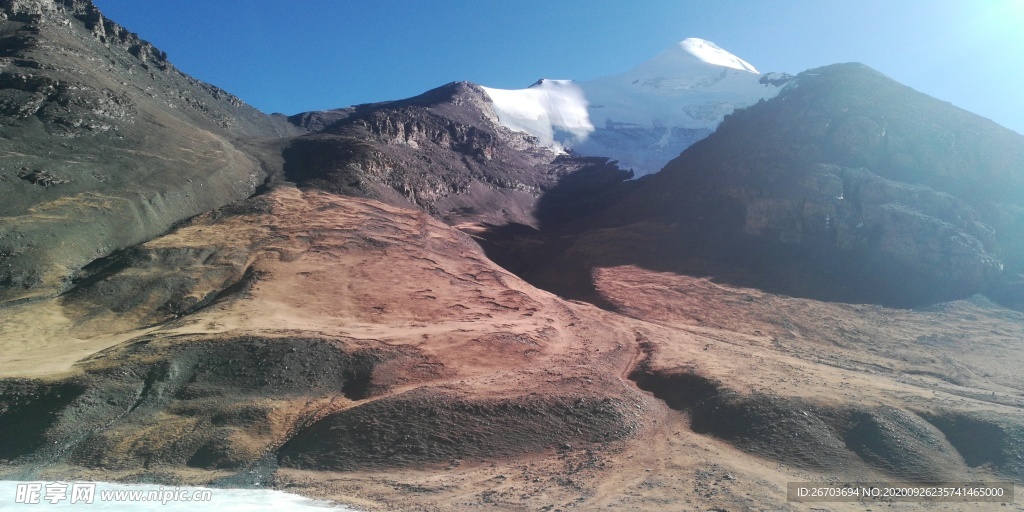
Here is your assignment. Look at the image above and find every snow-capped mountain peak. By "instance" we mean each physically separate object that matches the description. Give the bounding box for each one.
[677,37,759,73]
[483,38,789,175]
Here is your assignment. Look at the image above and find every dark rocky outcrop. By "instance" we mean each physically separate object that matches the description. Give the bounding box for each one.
[628,365,1023,482]
[0,379,85,462]
[0,333,407,472]
[278,390,637,471]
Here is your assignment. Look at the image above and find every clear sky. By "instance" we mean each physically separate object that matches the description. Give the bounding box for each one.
[91,0,1024,134]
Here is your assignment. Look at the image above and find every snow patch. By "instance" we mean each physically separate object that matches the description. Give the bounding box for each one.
[480,79,593,149]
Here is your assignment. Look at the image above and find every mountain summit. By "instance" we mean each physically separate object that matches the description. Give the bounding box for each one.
[483,38,790,174]
[671,37,760,72]
[621,37,760,78]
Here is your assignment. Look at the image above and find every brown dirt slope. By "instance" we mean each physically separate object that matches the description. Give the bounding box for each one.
[1,186,1022,510]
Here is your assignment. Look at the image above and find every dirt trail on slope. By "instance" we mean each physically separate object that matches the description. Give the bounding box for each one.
[2,188,1022,510]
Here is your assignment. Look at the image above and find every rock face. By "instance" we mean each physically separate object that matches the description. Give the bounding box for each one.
[0,0,299,303]
[592,63,1024,307]
[282,81,631,227]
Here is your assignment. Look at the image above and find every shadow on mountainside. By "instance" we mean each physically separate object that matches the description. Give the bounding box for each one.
[475,64,1024,312]
[477,169,1024,311]
[475,201,973,311]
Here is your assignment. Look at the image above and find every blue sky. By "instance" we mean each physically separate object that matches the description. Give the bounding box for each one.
[92,0,1024,134]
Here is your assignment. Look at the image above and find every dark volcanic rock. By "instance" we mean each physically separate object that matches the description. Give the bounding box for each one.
[0,0,299,303]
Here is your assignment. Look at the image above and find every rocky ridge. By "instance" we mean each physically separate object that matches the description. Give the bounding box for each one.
[281,81,632,228]
[0,0,299,303]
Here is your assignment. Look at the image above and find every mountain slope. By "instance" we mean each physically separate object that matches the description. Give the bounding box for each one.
[3,185,1023,510]
[0,0,299,303]
[520,63,1024,308]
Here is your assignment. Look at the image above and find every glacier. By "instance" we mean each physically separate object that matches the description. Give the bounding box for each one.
[482,38,792,176]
